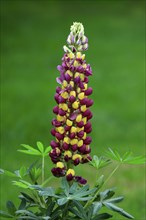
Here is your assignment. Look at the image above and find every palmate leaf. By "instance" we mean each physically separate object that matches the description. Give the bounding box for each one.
[69,200,88,220]
[89,155,111,170]
[69,184,97,201]
[18,143,51,157]
[29,166,42,183]
[57,179,97,206]
[105,148,146,165]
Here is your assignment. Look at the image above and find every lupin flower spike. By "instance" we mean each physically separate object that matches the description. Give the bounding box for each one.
[50,22,93,184]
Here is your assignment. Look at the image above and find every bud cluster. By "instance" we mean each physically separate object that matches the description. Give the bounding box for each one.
[66,22,88,52]
[49,22,93,184]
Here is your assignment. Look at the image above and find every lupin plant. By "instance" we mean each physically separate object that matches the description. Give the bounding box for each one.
[0,22,145,220]
[50,22,93,185]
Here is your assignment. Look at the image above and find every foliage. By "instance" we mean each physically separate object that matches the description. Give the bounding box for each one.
[0,142,145,219]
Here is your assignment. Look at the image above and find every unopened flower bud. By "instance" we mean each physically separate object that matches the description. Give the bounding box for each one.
[66,169,75,181]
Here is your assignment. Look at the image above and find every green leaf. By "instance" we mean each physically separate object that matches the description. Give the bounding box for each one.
[51,208,62,220]
[17,149,40,156]
[106,196,124,203]
[72,200,85,214]
[15,217,37,220]
[15,210,37,217]
[29,184,43,190]
[18,198,27,210]
[19,166,27,178]
[103,202,134,219]
[44,146,51,155]
[0,169,4,174]
[122,151,132,161]
[1,169,18,178]
[13,181,28,189]
[93,202,102,215]
[87,205,94,220]
[20,192,35,203]
[69,182,78,194]
[61,177,70,196]
[29,167,41,183]
[0,210,13,218]
[123,155,146,164]
[42,217,51,220]
[37,141,44,153]
[92,213,112,220]
[69,207,83,219]
[6,201,16,216]
[57,197,68,206]
[18,144,41,156]
[12,180,30,189]
[99,189,115,201]
[39,187,56,197]
[95,175,104,188]
[75,196,93,201]
[105,148,146,165]
[106,148,122,162]
[70,185,96,200]
[90,156,111,170]
[46,200,55,216]
[14,170,21,177]
[71,200,88,219]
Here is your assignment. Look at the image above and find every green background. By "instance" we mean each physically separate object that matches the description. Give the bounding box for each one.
[0,0,145,219]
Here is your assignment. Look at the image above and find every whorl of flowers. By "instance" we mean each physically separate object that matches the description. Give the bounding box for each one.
[49,22,93,184]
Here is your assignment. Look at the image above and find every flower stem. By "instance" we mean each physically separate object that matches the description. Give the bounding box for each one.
[41,176,54,187]
[103,163,121,187]
[42,155,45,184]
[84,163,121,209]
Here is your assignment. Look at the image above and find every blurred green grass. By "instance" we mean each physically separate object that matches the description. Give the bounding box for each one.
[0,0,145,219]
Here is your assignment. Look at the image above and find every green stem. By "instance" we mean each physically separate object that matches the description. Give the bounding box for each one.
[42,155,45,184]
[41,176,54,187]
[103,163,121,187]
[84,163,121,209]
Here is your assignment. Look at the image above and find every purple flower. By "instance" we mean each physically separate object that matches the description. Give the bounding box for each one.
[75,176,87,185]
